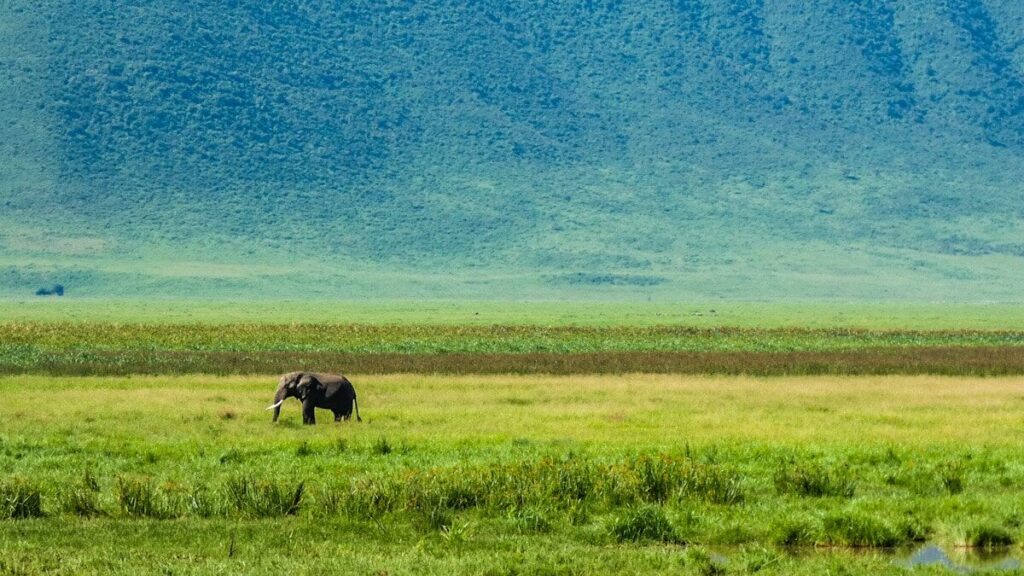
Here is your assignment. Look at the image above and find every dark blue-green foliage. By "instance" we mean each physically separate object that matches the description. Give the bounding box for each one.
[2,1,1023,297]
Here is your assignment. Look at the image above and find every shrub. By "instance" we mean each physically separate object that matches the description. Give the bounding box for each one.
[608,505,679,543]
[0,480,44,519]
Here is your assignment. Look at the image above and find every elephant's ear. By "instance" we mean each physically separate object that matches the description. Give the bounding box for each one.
[282,372,302,389]
[297,374,322,398]
[300,374,322,391]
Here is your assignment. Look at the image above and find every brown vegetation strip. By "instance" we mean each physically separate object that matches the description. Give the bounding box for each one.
[5,346,1024,376]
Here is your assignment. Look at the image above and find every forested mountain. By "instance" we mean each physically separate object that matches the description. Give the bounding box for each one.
[2,1,1023,299]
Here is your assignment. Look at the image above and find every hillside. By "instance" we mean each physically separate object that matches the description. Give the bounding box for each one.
[2,1,1024,299]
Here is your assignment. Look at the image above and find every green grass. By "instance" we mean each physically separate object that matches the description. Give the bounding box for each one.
[2,374,1024,574]
[3,300,1024,328]
[3,317,1023,375]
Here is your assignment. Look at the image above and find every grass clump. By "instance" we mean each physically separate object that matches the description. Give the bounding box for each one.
[61,469,103,517]
[62,486,103,517]
[937,461,966,495]
[506,506,552,534]
[225,477,304,517]
[821,511,927,547]
[0,480,44,519]
[965,522,1015,548]
[771,515,819,546]
[114,477,176,519]
[183,485,216,517]
[607,456,743,506]
[608,505,679,543]
[774,462,856,498]
[681,546,727,576]
[372,436,393,456]
[341,477,400,519]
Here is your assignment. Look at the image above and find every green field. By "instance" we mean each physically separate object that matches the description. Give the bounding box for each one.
[3,301,1024,376]
[4,300,1024,328]
[2,373,1024,574]
[3,301,1024,573]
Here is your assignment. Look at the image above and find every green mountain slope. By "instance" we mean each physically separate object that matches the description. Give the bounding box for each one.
[2,1,1023,299]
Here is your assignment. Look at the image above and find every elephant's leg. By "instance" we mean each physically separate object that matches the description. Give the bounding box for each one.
[333,410,342,422]
[302,399,317,425]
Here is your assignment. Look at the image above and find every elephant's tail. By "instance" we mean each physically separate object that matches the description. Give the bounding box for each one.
[353,394,362,422]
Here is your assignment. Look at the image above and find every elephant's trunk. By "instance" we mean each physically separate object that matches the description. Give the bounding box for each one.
[270,386,287,422]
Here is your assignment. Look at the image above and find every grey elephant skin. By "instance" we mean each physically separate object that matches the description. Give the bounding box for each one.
[267,372,361,425]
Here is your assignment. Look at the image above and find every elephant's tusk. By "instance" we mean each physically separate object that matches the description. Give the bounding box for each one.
[265,400,285,410]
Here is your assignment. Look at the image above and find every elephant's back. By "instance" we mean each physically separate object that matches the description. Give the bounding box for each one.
[312,372,355,398]
[310,372,348,386]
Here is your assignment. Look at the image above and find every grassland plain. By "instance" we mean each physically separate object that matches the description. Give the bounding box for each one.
[3,320,1023,376]
[2,374,1024,575]
[4,300,1024,327]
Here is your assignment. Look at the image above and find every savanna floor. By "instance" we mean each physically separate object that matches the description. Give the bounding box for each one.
[2,374,1023,574]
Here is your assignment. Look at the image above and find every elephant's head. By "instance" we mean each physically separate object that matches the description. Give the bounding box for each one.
[294,373,323,401]
[266,372,305,422]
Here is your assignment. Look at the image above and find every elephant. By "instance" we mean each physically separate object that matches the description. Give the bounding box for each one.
[265,371,362,425]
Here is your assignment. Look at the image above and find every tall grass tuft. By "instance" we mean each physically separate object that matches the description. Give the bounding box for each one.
[938,461,966,495]
[506,505,552,534]
[608,505,679,543]
[966,523,1015,548]
[114,477,176,519]
[822,511,899,547]
[0,479,44,519]
[372,436,393,456]
[821,511,927,547]
[774,462,856,498]
[225,477,304,517]
[62,486,103,517]
[771,515,819,546]
[340,477,400,519]
[681,546,727,576]
[183,485,217,517]
[605,455,744,505]
[61,469,104,517]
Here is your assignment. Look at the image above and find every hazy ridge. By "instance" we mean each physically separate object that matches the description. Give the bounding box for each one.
[2,1,1023,299]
